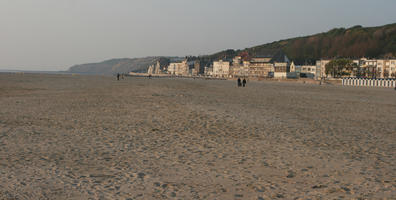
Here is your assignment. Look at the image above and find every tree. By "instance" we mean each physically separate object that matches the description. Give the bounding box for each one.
[366,65,377,79]
[325,59,354,78]
[383,69,389,78]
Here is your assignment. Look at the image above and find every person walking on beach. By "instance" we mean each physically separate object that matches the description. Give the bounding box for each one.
[117,73,120,81]
[242,78,247,87]
[237,78,242,87]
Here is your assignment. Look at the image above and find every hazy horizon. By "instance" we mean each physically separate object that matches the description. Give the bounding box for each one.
[1,0,395,71]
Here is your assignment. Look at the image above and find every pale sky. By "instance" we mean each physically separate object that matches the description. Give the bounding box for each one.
[0,0,395,71]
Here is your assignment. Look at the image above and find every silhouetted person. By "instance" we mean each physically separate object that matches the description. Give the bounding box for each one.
[242,78,247,87]
[148,74,152,79]
[237,78,241,87]
[117,73,120,81]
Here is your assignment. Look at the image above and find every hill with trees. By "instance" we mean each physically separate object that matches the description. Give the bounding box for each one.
[202,23,396,65]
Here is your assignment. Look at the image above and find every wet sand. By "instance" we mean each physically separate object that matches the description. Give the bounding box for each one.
[0,73,395,199]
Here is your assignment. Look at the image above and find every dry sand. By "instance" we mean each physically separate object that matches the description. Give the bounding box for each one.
[0,73,395,199]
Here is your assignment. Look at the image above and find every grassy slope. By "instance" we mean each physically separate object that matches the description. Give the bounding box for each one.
[204,23,396,65]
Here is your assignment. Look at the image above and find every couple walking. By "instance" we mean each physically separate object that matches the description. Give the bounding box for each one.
[237,78,247,87]
[116,73,125,80]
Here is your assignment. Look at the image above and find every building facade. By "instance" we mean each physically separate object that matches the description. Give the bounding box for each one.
[248,57,274,77]
[204,66,213,76]
[230,56,249,77]
[316,60,331,79]
[213,60,230,78]
[273,62,289,78]
[375,59,396,78]
[300,65,317,74]
[167,60,189,76]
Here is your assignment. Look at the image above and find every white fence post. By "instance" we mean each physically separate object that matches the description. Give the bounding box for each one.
[342,78,396,88]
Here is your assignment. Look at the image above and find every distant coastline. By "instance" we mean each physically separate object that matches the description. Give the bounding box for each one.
[0,69,66,74]
[0,70,93,76]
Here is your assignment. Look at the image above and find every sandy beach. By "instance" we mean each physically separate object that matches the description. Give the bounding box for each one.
[0,73,395,199]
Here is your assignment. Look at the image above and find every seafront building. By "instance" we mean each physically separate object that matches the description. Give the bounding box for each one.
[230,56,249,77]
[204,66,213,76]
[207,54,291,78]
[273,62,289,78]
[315,60,331,79]
[362,58,396,78]
[160,55,396,80]
[167,60,189,76]
[289,62,296,72]
[212,60,231,78]
[315,58,396,79]
[147,61,162,75]
[192,60,201,76]
[300,65,317,78]
[248,57,274,77]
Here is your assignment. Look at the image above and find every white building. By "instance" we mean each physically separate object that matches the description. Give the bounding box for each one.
[376,59,396,78]
[316,58,396,79]
[300,65,317,78]
[316,60,331,79]
[390,59,396,78]
[147,65,154,74]
[248,57,274,77]
[300,65,317,74]
[289,61,296,72]
[204,66,213,76]
[167,60,189,76]
[273,62,289,78]
[213,60,230,78]
[154,61,161,74]
[355,58,396,78]
[230,56,249,77]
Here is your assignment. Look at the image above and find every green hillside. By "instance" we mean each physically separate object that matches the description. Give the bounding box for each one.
[204,23,396,65]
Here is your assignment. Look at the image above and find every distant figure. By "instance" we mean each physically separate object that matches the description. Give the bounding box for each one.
[237,78,241,87]
[148,74,152,79]
[242,78,247,87]
[121,74,124,79]
[117,73,120,81]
